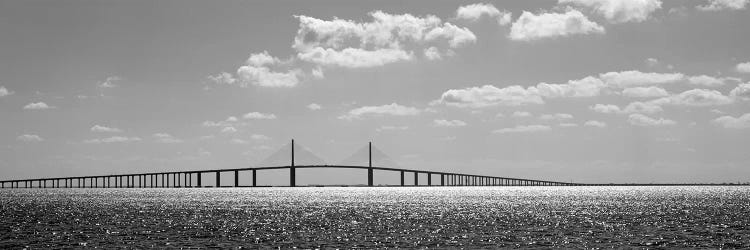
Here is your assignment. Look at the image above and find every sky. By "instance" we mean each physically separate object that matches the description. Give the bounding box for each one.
[1,0,750,185]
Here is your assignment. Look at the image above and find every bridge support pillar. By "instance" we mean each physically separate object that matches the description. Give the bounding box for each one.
[427,174,431,186]
[414,172,418,186]
[441,174,444,186]
[234,170,239,187]
[400,171,404,186]
[216,171,220,188]
[197,173,202,187]
[252,169,257,187]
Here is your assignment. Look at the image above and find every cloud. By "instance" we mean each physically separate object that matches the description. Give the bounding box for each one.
[713,113,750,128]
[433,119,468,127]
[307,103,322,110]
[534,76,605,98]
[651,89,733,107]
[590,104,622,114]
[621,86,669,98]
[84,136,142,144]
[251,134,271,140]
[687,75,736,87]
[237,52,300,88]
[492,125,552,134]
[17,134,43,142]
[434,85,544,108]
[153,133,183,143]
[645,58,659,67]
[230,138,249,144]
[730,83,750,100]
[23,102,54,110]
[559,123,579,127]
[599,70,684,88]
[0,86,13,97]
[455,3,512,25]
[339,103,421,120]
[737,62,750,73]
[243,112,277,120]
[423,47,442,60]
[539,113,574,120]
[376,125,409,132]
[697,0,749,11]
[90,125,123,133]
[590,102,663,114]
[98,76,122,88]
[559,0,662,23]
[207,72,237,85]
[509,9,605,41]
[512,111,533,117]
[293,11,476,69]
[584,120,607,127]
[627,113,676,127]
[221,126,238,133]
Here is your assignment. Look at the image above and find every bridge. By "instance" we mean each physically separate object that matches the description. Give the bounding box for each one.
[0,140,581,188]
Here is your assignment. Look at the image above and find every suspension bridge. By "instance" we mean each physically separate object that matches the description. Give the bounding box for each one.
[0,140,581,188]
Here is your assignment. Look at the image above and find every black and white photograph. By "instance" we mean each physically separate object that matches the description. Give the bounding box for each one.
[1,0,750,248]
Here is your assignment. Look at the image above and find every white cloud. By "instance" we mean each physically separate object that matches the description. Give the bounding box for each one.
[584,120,607,127]
[455,3,513,25]
[307,103,322,110]
[293,11,476,68]
[311,67,325,79]
[622,101,663,114]
[539,113,574,120]
[535,76,605,98]
[730,83,750,100]
[221,127,238,133]
[98,76,122,88]
[599,70,684,88]
[207,72,237,85]
[621,86,669,98]
[492,125,552,134]
[697,0,749,11]
[651,89,733,107]
[0,86,13,97]
[23,102,54,110]
[590,104,621,114]
[243,112,277,120]
[376,125,409,132]
[251,134,271,140]
[153,133,183,143]
[737,62,750,73]
[509,9,605,41]
[433,119,468,127]
[645,58,659,67]
[559,0,662,23]
[512,111,533,117]
[226,116,238,122]
[17,134,43,142]
[628,113,676,127]
[687,75,735,87]
[434,85,544,108]
[230,138,249,144]
[423,47,442,60]
[713,113,750,128]
[236,51,300,88]
[339,103,421,120]
[91,125,123,133]
[84,136,142,144]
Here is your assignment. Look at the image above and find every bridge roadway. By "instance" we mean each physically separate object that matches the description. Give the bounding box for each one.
[0,164,581,188]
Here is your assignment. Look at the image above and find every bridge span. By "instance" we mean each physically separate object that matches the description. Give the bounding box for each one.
[0,141,581,188]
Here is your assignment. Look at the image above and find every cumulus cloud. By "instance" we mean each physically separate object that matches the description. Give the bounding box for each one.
[590,104,621,114]
[509,9,605,41]
[423,47,442,60]
[492,125,552,134]
[697,0,749,11]
[687,75,736,87]
[84,136,142,144]
[584,120,607,127]
[713,113,750,128]
[207,72,237,85]
[0,86,13,97]
[98,76,122,88]
[237,51,300,88]
[737,62,750,73]
[590,102,663,114]
[153,133,183,143]
[23,102,54,110]
[455,3,512,25]
[599,70,684,88]
[433,119,468,127]
[651,89,733,107]
[621,86,669,98]
[539,113,574,120]
[535,76,605,98]
[628,113,676,127]
[91,125,123,133]
[433,85,544,108]
[17,134,43,142]
[221,127,238,133]
[512,111,533,117]
[293,11,476,69]
[645,58,660,67]
[243,112,277,120]
[339,103,421,120]
[559,0,662,23]
[730,83,750,100]
[307,103,322,110]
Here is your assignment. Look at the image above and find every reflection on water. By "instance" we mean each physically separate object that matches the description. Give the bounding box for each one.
[1,187,749,248]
